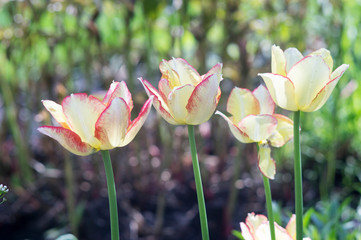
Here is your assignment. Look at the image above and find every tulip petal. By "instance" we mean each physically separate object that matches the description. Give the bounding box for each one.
[258,143,276,179]
[272,45,287,76]
[140,78,179,125]
[42,100,70,128]
[287,55,330,110]
[238,115,277,142]
[255,222,293,240]
[245,213,268,234]
[268,114,293,147]
[215,111,253,143]
[168,84,195,124]
[120,97,153,147]
[62,93,105,148]
[308,48,333,71]
[201,63,223,82]
[284,48,304,73]
[258,73,298,111]
[102,81,133,110]
[160,58,200,87]
[95,98,130,149]
[240,223,254,240]
[252,85,275,115]
[285,215,296,240]
[38,126,94,156]
[158,78,172,101]
[305,64,349,112]
[186,74,220,125]
[227,87,260,123]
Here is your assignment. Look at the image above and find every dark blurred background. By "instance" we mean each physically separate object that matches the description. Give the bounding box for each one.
[0,0,360,239]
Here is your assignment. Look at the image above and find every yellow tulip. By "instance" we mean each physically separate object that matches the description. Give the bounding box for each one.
[216,85,293,179]
[38,81,153,156]
[140,58,223,125]
[259,45,349,112]
[240,213,311,240]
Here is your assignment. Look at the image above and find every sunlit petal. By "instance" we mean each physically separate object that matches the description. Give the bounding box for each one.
[238,115,277,142]
[95,98,130,149]
[140,78,179,125]
[258,73,298,111]
[201,63,223,82]
[271,45,287,76]
[285,215,296,240]
[38,126,94,156]
[186,74,219,125]
[258,143,276,179]
[168,84,194,123]
[284,48,303,73]
[158,78,172,101]
[215,111,253,143]
[240,223,254,240]
[308,48,333,71]
[120,97,153,147]
[163,58,201,86]
[287,56,330,109]
[42,100,69,128]
[245,213,268,235]
[227,87,260,123]
[253,85,275,115]
[62,93,105,148]
[102,81,133,110]
[268,114,293,147]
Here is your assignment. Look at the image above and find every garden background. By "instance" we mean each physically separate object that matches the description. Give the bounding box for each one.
[0,0,360,239]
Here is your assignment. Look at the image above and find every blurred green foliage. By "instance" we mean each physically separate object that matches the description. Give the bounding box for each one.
[0,0,360,238]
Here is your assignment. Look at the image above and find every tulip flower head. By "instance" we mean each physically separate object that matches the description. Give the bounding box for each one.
[216,85,293,179]
[240,213,311,240]
[140,58,223,125]
[38,81,153,156]
[259,45,349,112]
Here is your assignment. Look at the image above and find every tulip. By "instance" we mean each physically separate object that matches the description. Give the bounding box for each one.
[140,58,222,125]
[38,81,153,156]
[240,213,311,240]
[216,85,293,179]
[258,45,349,112]
[259,45,349,240]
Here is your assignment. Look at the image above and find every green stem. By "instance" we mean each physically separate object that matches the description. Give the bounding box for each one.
[187,125,209,240]
[101,150,120,240]
[262,175,276,240]
[294,111,303,240]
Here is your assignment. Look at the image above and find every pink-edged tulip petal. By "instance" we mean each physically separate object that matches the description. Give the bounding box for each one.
[95,98,130,150]
[258,143,276,179]
[120,97,153,147]
[255,222,293,240]
[62,93,105,148]
[240,223,254,240]
[215,111,253,143]
[227,87,260,123]
[252,85,275,115]
[38,126,94,156]
[268,114,293,147]
[259,73,298,111]
[42,100,70,128]
[283,48,304,73]
[238,115,277,142]
[286,215,296,240]
[272,45,287,76]
[102,81,133,110]
[201,63,223,82]
[245,213,268,235]
[186,74,219,125]
[308,48,333,71]
[304,63,349,112]
[168,84,195,124]
[161,58,201,86]
[158,78,172,101]
[140,78,179,125]
[287,56,330,109]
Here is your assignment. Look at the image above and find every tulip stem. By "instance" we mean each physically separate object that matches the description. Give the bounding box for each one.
[294,111,303,240]
[101,150,120,240]
[187,125,209,240]
[262,175,276,240]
